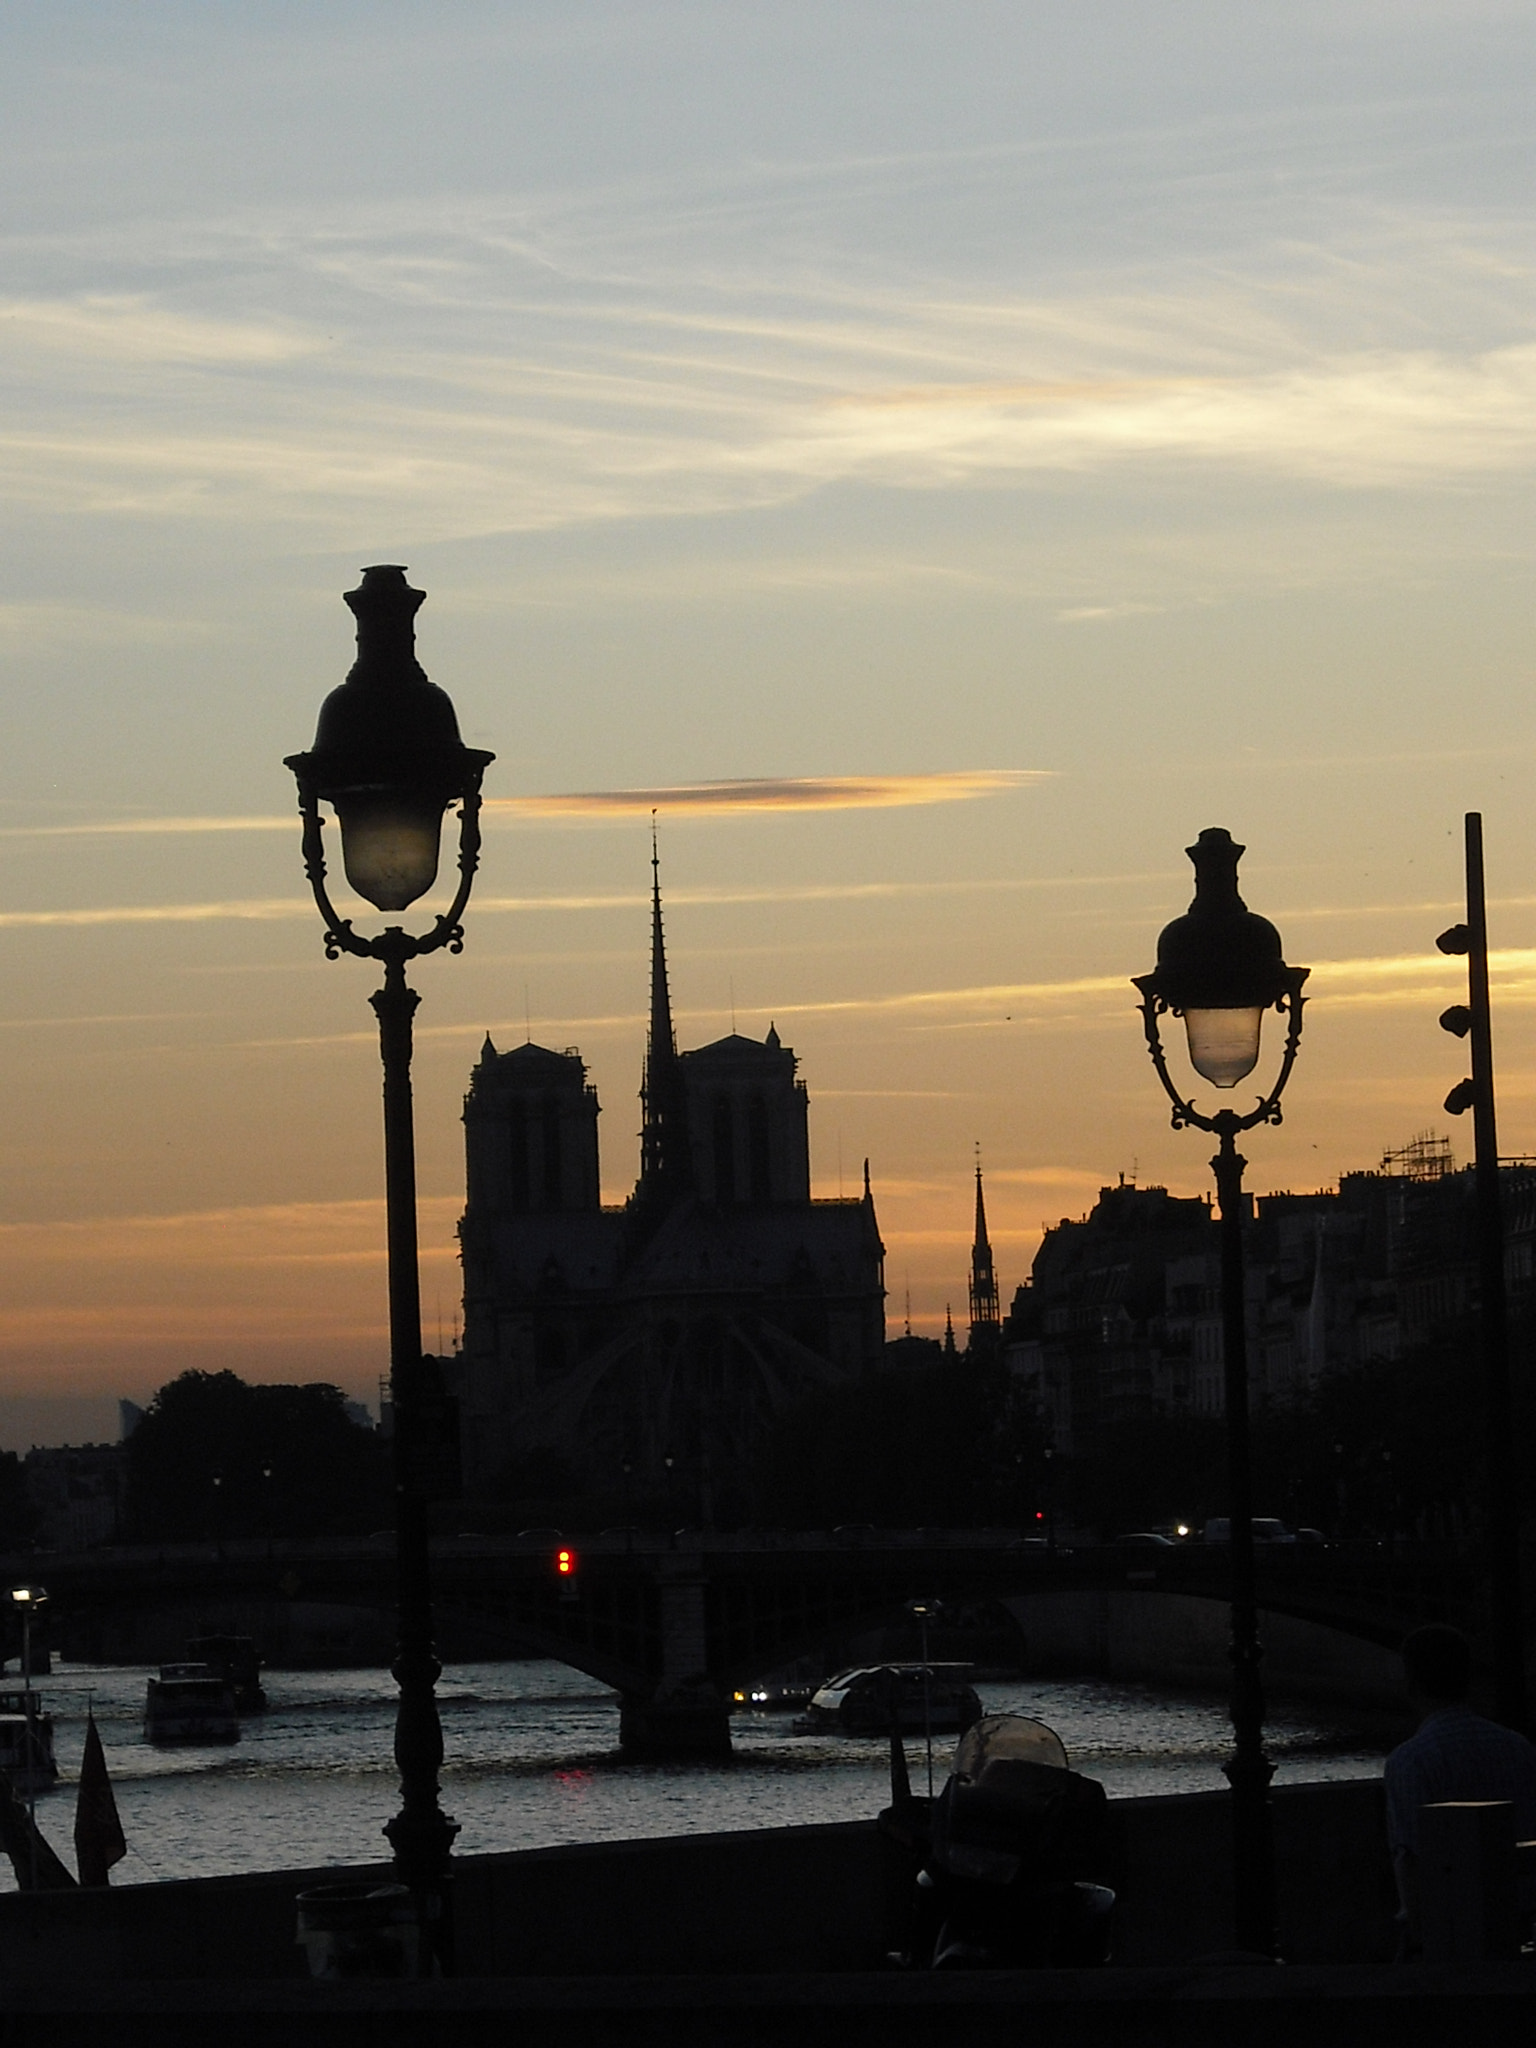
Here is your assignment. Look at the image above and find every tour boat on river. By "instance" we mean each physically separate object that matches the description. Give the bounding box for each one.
[144,1664,240,1745]
[793,1663,983,1737]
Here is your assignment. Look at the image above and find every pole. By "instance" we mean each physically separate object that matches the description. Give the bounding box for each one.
[1464,813,1526,1732]
[373,952,458,1971]
[1212,1119,1276,1957]
[920,1612,933,1798]
[21,1609,35,1892]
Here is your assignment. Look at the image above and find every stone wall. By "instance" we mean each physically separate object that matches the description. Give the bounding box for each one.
[0,1777,1395,1980]
[1008,1590,1406,1711]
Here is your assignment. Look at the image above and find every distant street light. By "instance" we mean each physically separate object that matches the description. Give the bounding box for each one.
[9,1586,47,1885]
[285,566,493,1974]
[1134,828,1308,1960]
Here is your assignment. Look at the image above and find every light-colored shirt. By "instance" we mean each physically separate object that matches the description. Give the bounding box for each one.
[1384,1706,1536,1857]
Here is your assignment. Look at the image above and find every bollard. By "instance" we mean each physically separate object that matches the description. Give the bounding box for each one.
[1418,1801,1519,1964]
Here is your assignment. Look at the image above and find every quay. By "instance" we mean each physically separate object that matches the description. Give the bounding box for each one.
[3,1778,1536,2041]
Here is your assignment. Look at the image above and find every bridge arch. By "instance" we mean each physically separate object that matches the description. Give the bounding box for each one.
[1007,1589,1405,1713]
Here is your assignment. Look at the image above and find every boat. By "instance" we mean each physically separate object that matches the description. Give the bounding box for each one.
[792,1662,983,1737]
[0,1690,58,1793]
[144,1664,240,1745]
[185,1633,266,1713]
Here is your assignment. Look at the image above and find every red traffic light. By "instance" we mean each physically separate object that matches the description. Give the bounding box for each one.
[556,1547,577,1576]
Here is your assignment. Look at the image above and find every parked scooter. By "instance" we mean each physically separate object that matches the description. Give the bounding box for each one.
[883,1712,1115,1968]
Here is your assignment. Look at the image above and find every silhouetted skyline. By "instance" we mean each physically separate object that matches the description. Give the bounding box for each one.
[4,4,1536,1443]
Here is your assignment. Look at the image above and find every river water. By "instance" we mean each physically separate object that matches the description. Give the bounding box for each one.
[4,1658,1390,1892]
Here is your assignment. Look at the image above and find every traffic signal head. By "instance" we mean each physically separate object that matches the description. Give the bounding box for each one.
[556,1547,576,1577]
[1444,1078,1477,1117]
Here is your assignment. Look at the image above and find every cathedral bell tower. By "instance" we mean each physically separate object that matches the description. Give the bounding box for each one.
[968,1153,1001,1356]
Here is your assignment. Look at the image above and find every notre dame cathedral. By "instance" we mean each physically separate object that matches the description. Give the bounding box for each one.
[450,849,887,1518]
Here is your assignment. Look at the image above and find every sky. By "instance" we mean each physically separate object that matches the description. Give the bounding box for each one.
[5,0,1536,1445]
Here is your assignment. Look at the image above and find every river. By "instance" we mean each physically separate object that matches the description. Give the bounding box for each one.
[3,1657,1390,1892]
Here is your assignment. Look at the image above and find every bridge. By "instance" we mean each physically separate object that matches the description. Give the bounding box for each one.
[8,1532,1479,1754]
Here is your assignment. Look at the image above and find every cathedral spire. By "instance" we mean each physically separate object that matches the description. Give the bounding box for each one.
[639,817,685,1199]
[968,1147,1001,1352]
[647,814,676,1073]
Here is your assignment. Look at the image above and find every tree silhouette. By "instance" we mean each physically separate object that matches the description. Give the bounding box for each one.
[125,1371,388,1540]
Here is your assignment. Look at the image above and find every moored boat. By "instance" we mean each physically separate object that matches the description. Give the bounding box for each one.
[0,1690,58,1794]
[185,1633,266,1713]
[144,1664,240,1745]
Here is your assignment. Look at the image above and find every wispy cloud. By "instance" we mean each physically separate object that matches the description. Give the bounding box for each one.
[0,296,321,365]
[491,769,1046,818]
[0,816,295,841]
[0,898,309,930]
[0,869,1162,931]
[0,1196,462,1265]
[0,770,1043,843]
[6,181,1536,547]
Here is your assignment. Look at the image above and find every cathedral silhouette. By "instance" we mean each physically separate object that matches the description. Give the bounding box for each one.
[451,845,887,1519]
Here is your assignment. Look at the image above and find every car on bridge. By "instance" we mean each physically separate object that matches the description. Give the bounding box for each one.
[1202,1518,1297,1545]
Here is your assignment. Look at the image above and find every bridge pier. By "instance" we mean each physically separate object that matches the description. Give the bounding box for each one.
[619,1686,731,1759]
[619,1559,732,1759]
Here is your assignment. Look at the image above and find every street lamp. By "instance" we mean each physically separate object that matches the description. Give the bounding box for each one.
[906,1597,941,1797]
[285,566,493,1974]
[9,1586,47,1885]
[1133,827,1308,1960]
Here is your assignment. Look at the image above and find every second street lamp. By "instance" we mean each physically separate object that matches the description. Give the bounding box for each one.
[285,565,493,1974]
[1133,827,1309,1959]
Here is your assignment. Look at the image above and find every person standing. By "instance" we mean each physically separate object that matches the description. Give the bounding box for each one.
[1384,1625,1536,1953]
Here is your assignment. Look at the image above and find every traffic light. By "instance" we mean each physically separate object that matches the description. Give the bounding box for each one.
[556,1547,578,1600]
[1436,925,1477,1116]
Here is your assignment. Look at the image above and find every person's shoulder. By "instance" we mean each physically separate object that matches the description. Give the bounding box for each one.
[1467,1711,1536,1755]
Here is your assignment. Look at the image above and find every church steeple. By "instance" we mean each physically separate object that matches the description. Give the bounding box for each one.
[639,819,687,1200]
[647,816,675,1075]
[968,1149,1001,1352]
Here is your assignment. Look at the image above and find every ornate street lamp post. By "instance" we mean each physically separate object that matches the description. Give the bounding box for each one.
[1133,828,1308,1959]
[285,565,493,1973]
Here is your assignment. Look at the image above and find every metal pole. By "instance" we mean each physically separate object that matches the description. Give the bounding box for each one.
[21,1611,35,1892]
[1212,1119,1276,1957]
[1464,813,1526,1731]
[372,952,458,1971]
[920,1613,933,1798]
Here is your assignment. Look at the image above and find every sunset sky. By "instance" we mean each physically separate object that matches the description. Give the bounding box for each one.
[5,1,1536,1445]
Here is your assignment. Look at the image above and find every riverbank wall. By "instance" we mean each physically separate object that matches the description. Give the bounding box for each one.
[6,1963,1536,2048]
[0,1776,1396,1982]
[1007,1590,1406,1712]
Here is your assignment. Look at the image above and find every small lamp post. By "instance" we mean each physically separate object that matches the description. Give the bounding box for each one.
[1133,828,1308,1959]
[285,566,493,1973]
[906,1597,940,1797]
[9,1586,47,1884]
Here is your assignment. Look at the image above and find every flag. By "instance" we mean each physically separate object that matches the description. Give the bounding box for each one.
[73,1710,125,1887]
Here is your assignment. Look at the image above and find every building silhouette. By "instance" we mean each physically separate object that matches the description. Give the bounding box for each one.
[1003,1135,1536,1458]
[451,851,886,1519]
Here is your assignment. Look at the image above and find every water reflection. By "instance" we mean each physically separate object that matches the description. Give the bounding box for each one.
[2,1659,1389,1889]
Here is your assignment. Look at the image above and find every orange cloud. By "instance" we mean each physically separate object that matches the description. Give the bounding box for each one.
[486,768,1047,818]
